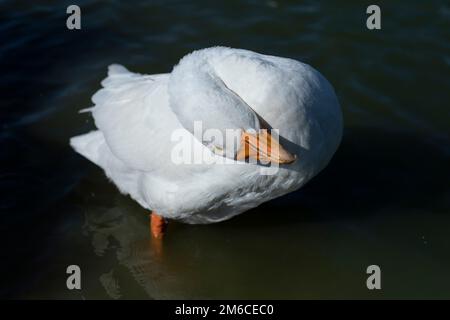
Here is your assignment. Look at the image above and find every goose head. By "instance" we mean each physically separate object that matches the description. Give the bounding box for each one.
[168,49,296,165]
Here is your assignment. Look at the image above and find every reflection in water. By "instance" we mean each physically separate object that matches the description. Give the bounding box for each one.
[83,203,183,299]
[99,270,121,299]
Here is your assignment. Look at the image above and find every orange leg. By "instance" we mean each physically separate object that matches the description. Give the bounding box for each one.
[150,211,167,239]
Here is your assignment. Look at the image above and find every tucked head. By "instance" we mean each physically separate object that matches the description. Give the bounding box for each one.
[168,48,297,164]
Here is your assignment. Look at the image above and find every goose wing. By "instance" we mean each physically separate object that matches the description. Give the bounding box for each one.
[90,65,180,172]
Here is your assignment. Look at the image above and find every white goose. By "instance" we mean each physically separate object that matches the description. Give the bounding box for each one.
[71,47,342,239]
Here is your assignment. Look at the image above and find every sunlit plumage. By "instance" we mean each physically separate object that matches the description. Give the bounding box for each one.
[70,47,343,224]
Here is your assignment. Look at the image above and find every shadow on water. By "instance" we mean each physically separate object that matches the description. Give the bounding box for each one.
[226,126,450,227]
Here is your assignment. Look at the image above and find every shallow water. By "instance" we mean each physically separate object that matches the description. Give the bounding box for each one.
[1,0,449,299]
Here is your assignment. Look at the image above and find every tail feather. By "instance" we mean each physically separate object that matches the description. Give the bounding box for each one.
[70,130,105,166]
[108,64,131,76]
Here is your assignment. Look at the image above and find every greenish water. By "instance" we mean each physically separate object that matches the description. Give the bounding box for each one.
[1,0,449,299]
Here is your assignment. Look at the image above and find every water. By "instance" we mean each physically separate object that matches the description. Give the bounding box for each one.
[1,0,449,299]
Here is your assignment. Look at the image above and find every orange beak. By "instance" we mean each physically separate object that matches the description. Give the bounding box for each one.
[235,130,297,164]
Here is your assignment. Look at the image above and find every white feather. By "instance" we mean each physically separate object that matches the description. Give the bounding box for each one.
[70,47,343,224]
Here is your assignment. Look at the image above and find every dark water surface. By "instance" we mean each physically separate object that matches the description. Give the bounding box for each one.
[1,0,449,299]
